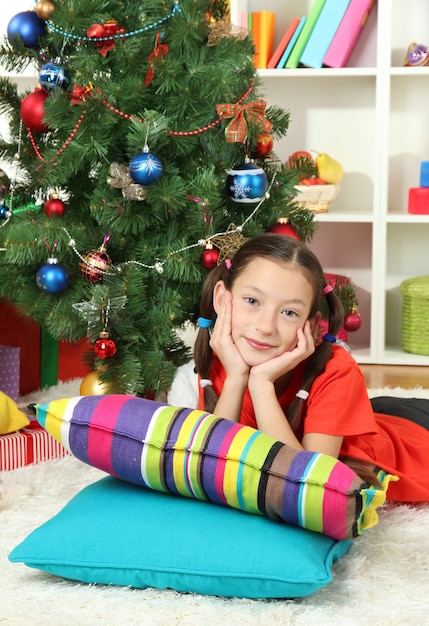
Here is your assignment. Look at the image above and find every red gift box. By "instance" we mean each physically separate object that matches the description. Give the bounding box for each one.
[0,421,69,471]
[320,273,349,343]
[0,299,91,394]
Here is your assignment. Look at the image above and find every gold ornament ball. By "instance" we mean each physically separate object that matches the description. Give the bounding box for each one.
[80,370,109,395]
[35,0,57,20]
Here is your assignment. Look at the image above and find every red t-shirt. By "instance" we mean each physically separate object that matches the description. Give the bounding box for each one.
[199,346,429,502]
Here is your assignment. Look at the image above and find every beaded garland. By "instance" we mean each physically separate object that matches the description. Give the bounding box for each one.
[26,81,256,165]
[103,82,254,136]
[63,171,276,276]
[28,111,87,165]
[45,2,182,43]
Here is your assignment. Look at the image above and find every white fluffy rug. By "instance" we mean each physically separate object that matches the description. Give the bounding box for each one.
[2,381,429,626]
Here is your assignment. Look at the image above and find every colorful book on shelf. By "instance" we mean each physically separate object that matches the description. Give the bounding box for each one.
[239,11,248,30]
[267,16,301,69]
[277,17,306,69]
[300,0,351,68]
[323,0,376,68]
[251,11,275,69]
[251,11,260,68]
[285,0,327,69]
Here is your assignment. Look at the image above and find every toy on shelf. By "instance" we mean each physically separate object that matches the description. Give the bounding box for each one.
[408,161,429,214]
[403,42,429,67]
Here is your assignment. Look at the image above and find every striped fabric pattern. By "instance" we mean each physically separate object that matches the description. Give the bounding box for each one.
[37,395,390,540]
[0,425,68,471]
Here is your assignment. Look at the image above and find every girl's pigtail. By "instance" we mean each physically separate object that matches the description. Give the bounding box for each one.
[194,264,226,412]
[287,285,344,433]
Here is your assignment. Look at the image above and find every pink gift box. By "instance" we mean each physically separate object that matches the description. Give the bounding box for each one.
[0,422,69,471]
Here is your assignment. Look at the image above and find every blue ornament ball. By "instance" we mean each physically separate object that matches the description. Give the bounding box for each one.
[226,161,268,203]
[0,205,11,219]
[36,258,69,294]
[7,11,46,50]
[129,150,163,186]
[39,62,70,93]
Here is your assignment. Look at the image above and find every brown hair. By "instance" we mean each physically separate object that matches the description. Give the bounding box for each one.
[194,233,380,486]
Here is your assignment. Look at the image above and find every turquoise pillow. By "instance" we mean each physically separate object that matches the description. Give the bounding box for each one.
[9,476,351,599]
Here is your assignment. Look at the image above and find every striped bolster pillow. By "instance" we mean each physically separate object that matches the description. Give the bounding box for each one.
[36,395,392,540]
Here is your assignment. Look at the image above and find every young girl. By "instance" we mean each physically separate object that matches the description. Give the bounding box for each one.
[168,233,429,501]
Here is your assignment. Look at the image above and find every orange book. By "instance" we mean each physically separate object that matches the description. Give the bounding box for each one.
[251,11,275,69]
[251,11,260,68]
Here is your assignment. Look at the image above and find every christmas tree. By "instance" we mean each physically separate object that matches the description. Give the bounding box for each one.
[0,0,316,396]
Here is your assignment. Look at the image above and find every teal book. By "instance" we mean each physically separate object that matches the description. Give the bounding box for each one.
[285,0,328,69]
[277,17,306,69]
[300,0,351,68]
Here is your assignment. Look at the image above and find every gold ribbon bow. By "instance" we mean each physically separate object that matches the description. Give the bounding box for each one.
[216,99,273,143]
[107,162,147,201]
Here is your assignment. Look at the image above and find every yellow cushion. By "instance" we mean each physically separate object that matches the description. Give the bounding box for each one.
[0,391,30,434]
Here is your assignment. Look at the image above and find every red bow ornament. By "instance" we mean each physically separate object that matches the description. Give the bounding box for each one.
[216,99,273,143]
[86,20,126,57]
[145,33,170,86]
[70,83,94,105]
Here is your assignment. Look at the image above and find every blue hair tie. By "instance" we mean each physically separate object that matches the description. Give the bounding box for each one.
[197,317,213,329]
[322,333,336,343]
[322,333,352,353]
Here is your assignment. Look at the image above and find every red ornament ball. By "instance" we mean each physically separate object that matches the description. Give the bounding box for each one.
[43,194,65,218]
[86,23,106,39]
[266,221,301,240]
[94,333,117,359]
[79,247,112,283]
[251,133,274,159]
[200,246,219,270]
[20,89,49,133]
[343,310,362,332]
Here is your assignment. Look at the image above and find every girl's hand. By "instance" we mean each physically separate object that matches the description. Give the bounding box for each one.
[210,291,249,380]
[249,320,315,386]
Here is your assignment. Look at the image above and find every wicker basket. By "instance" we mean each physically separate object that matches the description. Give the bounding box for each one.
[294,184,340,213]
[400,276,429,355]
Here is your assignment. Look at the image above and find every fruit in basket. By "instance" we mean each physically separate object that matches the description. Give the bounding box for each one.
[287,151,318,184]
[299,177,326,185]
[315,153,343,184]
[287,150,314,167]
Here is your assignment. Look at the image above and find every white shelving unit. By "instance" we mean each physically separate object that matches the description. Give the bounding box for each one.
[231,0,429,365]
[1,2,429,365]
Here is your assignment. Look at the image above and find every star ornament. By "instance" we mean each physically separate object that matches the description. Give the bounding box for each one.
[73,295,127,336]
[210,224,247,265]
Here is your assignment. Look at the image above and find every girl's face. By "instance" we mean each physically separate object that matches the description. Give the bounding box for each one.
[220,257,316,367]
